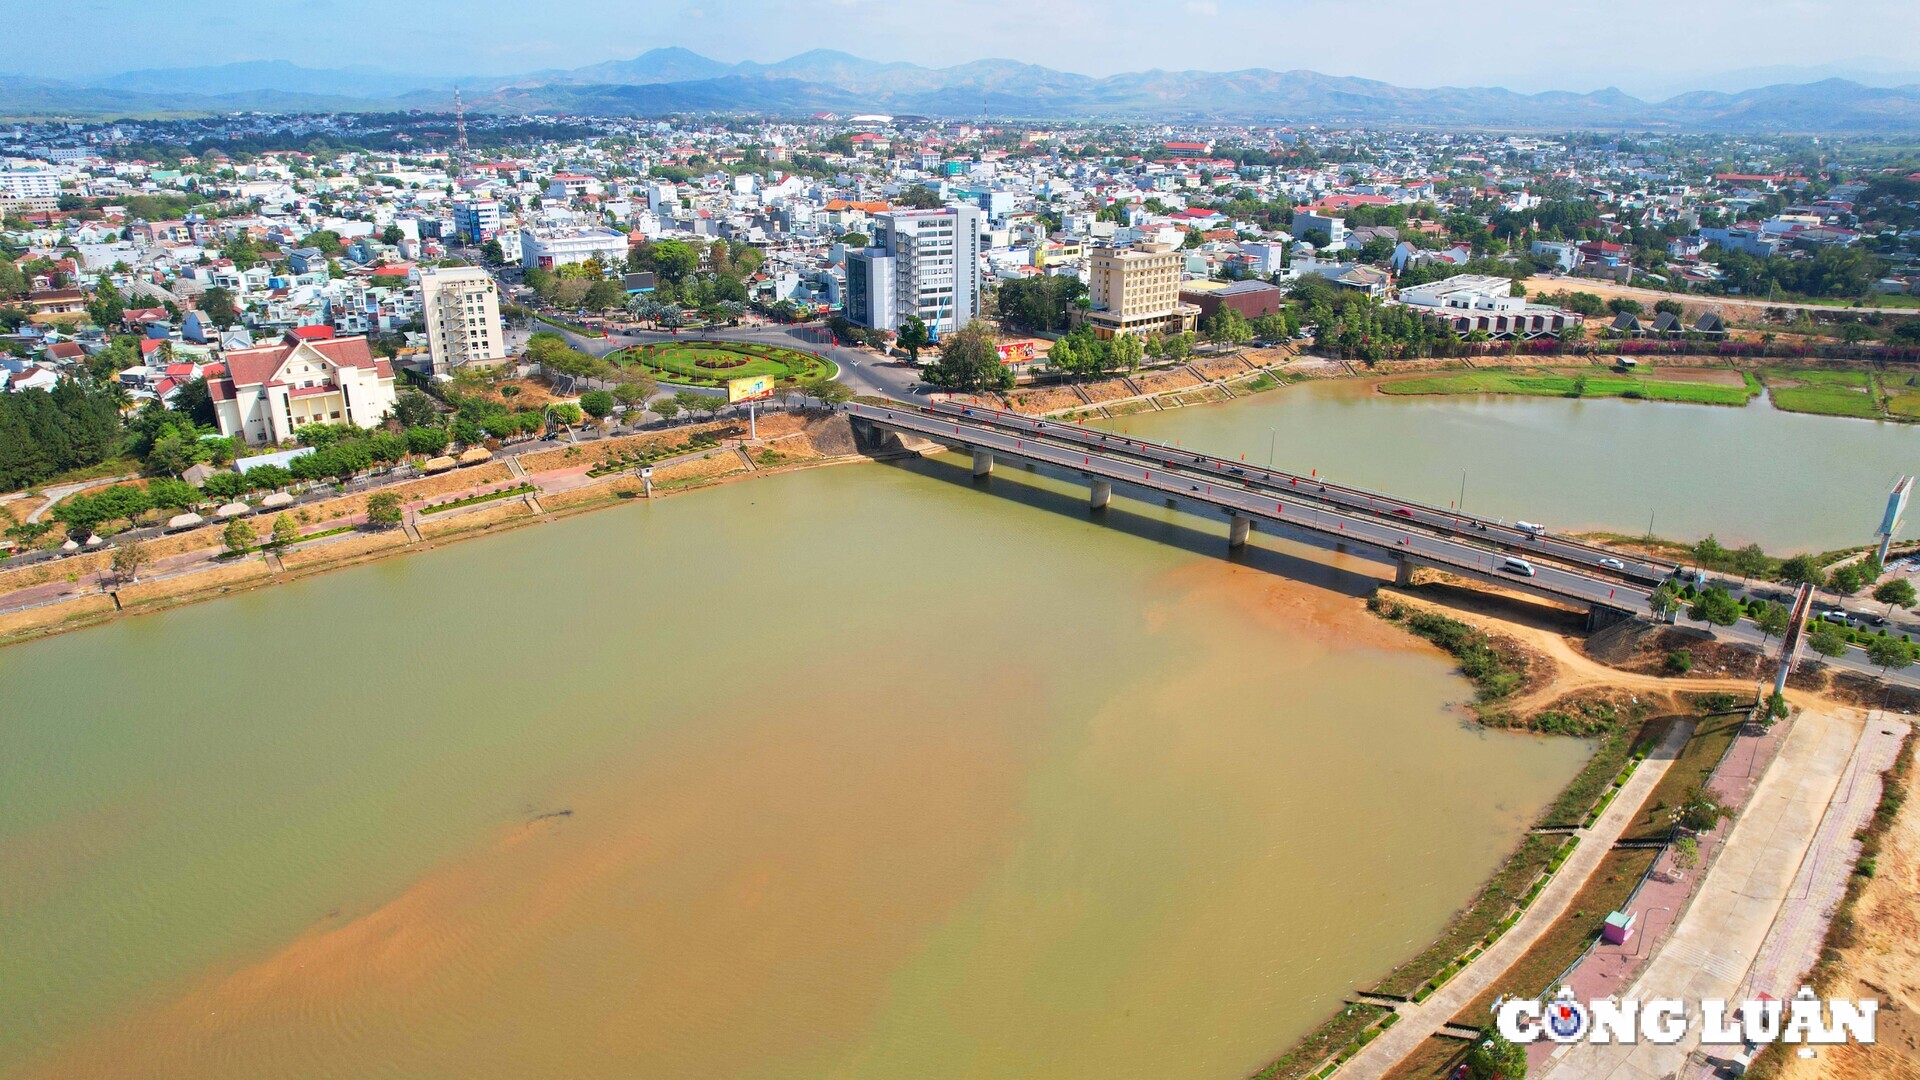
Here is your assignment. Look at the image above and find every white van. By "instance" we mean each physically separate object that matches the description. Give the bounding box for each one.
[1502,556,1537,577]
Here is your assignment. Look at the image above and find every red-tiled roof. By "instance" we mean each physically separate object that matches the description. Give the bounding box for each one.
[289,324,336,340]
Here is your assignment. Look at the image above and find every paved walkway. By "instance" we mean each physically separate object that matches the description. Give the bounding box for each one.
[1336,719,1694,1079]
[1544,713,1792,1069]
[1543,709,1868,1079]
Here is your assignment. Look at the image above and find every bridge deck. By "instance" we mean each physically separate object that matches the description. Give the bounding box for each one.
[928,400,1674,587]
[849,403,1647,617]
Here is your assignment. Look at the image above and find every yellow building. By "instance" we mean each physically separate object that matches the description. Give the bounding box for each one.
[1079,244,1198,339]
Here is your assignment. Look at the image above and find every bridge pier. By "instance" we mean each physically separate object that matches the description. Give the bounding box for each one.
[972,448,994,477]
[1394,558,1416,587]
[1228,514,1251,549]
[1089,479,1112,510]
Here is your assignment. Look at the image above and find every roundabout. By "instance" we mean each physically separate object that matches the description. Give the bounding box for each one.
[615,340,839,388]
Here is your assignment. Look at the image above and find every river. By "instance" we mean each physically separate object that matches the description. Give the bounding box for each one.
[13,378,1906,1079]
[1113,378,1920,553]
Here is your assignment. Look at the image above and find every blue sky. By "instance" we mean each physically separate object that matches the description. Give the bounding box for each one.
[22,0,1920,97]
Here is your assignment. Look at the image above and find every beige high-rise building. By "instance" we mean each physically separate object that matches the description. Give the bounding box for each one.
[1081,243,1199,339]
[420,266,506,374]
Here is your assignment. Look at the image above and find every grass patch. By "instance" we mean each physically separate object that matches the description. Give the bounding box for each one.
[1761,367,1886,420]
[1620,711,1745,841]
[417,483,534,515]
[618,340,836,387]
[1370,596,1525,705]
[1449,847,1660,1028]
[1379,369,1756,407]
[1539,716,1663,828]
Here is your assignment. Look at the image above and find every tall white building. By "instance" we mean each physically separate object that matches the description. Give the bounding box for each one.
[419,266,507,374]
[845,205,983,336]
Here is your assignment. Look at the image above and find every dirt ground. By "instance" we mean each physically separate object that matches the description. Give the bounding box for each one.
[1782,756,1920,1080]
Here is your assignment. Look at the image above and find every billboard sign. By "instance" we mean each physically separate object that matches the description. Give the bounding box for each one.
[996,341,1037,365]
[727,375,776,404]
[1881,476,1911,537]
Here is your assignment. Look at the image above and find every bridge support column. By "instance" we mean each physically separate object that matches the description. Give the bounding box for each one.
[1394,558,1415,587]
[1228,514,1251,550]
[1089,480,1112,510]
[971,449,994,477]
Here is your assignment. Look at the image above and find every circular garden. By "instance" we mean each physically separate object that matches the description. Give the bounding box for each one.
[615,341,838,388]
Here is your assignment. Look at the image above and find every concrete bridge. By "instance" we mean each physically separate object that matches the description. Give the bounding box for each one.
[926,400,1677,588]
[846,402,1647,625]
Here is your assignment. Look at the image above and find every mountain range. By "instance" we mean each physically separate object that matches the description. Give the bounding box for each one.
[5,48,1920,132]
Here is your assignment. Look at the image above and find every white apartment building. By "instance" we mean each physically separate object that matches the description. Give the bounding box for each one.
[0,169,61,200]
[844,205,984,336]
[520,226,628,270]
[419,266,507,375]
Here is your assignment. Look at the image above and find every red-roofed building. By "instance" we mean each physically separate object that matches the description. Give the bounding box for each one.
[289,324,337,341]
[208,332,397,445]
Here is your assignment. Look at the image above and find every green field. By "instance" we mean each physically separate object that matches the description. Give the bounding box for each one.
[1761,368,1887,420]
[1378,369,1756,406]
[617,341,838,387]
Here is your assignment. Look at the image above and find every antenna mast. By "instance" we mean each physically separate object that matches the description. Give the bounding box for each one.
[454,86,470,172]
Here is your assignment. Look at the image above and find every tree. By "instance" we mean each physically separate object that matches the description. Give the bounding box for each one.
[1731,543,1769,584]
[1867,636,1915,681]
[381,224,404,246]
[1465,1032,1527,1080]
[1204,307,1254,349]
[652,397,682,421]
[365,491,403,529]
[1693,533,1727,568]
[1648,582,1682,622]
[199,286,240,328]
[1111,332,1144,372]
[1806,623,1850,660]
[222,517,256,554]
[839,231,869,249]
[896,315,930,362]
[1779,554,1826,589]
[1829,562,1869,596]
[799,376,853,408]
[480,238,505,265]
[110,540,149,584]
[1874,577,1917,614]
[1672,834,1701,873]
[1673,785,1729,832]
[271,513,300,545]
[1753,600,1790,647]
[1688,585,1742,628]
[578,389,616,423]
[922,320,1012,391]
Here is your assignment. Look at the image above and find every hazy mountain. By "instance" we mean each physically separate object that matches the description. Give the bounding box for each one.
[7,49,1920,132]
[89,60,447,99]
[549,46,733,87]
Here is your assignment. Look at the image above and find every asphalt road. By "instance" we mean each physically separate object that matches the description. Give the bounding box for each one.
[848,401,1649,615]
[928,400,1675,587]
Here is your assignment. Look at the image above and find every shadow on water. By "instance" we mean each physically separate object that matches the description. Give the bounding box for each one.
[893,450,1391,601]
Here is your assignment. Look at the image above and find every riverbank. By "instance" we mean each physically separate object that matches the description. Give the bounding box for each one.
[0,412,870,650]
[1254,570,1908,1080]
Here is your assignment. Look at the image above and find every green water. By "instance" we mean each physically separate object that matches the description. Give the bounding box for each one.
[1114,378,1920,552]
[0,453,1586,1079]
